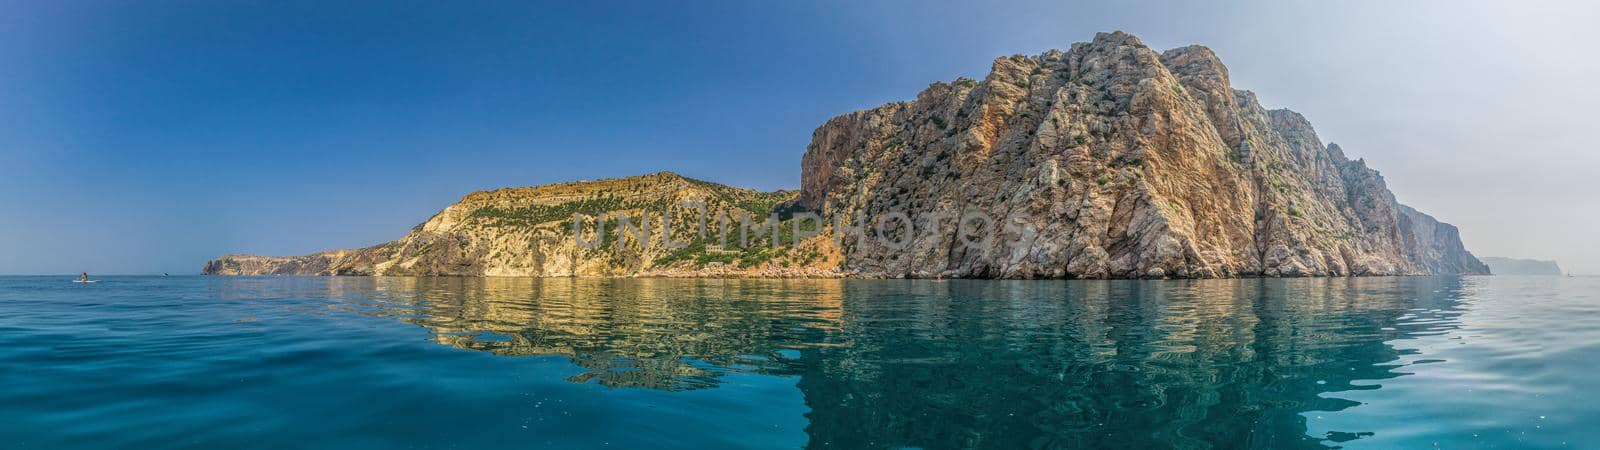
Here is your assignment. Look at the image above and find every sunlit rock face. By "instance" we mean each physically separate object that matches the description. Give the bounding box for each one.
[798,31,1487,278]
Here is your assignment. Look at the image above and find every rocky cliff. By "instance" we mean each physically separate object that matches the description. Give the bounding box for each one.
[1481,257,1562,275]
[797,31,1486,278]
[208,31,1486,279]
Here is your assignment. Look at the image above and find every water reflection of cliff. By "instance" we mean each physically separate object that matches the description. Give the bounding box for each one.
[357,277,846,390]
[256,276,1471,449]
[797,277,1470,449]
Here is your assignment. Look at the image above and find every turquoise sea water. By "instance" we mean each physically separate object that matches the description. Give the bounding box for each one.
[1,276,1596,449]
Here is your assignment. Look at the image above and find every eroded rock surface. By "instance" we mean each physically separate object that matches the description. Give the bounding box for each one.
[797,31,1487,278]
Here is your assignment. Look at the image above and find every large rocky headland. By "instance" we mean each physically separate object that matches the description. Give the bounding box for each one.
[205,31,1488,279]
[1481,257,1562,276]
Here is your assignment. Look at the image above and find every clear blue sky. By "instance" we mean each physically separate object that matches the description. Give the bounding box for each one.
[4,1,1597,275]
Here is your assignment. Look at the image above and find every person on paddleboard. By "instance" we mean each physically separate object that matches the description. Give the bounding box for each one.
[80,272,88,282]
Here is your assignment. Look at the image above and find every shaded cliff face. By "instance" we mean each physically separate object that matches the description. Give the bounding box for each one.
[799,31,1487,278]
[205,172,843,277]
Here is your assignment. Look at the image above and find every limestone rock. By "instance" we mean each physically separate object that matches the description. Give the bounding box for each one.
[796,31,1487,278]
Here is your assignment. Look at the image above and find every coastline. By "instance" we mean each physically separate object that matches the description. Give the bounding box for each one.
[200,270,1489,280]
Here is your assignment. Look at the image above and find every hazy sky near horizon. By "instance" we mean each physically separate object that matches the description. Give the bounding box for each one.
[3,0,1597,275]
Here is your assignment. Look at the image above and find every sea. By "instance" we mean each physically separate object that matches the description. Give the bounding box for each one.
[1,275,1595,449]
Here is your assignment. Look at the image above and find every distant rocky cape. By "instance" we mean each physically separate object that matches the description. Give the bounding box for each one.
[205,31,1488,279]
[1481,257,1562,276]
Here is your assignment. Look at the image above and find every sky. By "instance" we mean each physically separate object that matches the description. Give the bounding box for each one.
[2,0,1597,275]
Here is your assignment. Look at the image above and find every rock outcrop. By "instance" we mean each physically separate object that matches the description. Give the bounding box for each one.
[1481,257,1562,275]
[206,172,843,277]
[797,31,1487,278]
[208,31,1487,279]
